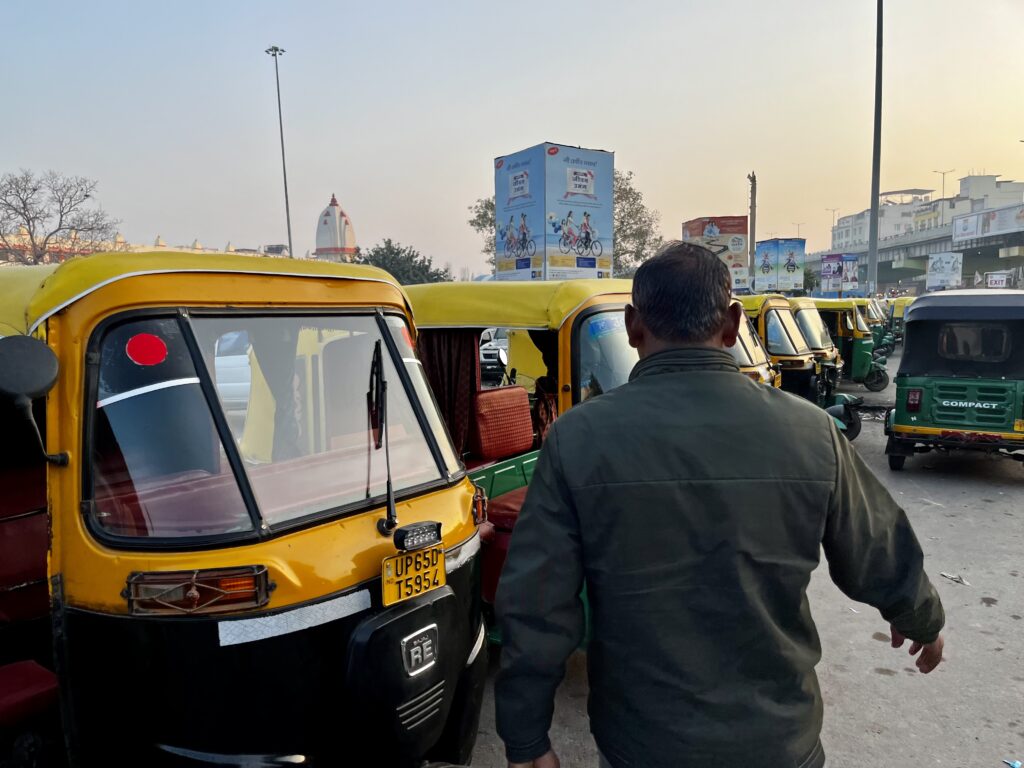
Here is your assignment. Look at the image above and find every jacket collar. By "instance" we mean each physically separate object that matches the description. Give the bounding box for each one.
[628,347,740,382]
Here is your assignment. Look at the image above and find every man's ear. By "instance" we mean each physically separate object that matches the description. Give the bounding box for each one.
[721,302,742,348]
[625,304,644,350]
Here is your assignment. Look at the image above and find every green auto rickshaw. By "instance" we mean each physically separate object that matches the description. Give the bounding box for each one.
[814,298,890,392]
[884,289,1024,471]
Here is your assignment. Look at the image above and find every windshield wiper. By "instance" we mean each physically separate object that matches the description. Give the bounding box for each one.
[367,339,398,536]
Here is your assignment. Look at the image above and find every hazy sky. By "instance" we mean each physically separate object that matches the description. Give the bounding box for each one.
[6,1,1024,273]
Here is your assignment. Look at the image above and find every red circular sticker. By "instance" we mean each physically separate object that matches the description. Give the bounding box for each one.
[547,146,559,155]
[126,333,168,366]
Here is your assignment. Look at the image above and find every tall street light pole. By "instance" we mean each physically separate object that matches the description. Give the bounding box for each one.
[266,45,294,259]
[792,222,805,238]
[826,208,839,249]
[866,0,884,297]
[933,168,954,226]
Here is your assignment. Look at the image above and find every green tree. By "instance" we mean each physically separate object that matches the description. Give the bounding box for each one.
[466,168,663,276]
[467,196,496,266]
[359,239,451,285]
[612,169,663,275]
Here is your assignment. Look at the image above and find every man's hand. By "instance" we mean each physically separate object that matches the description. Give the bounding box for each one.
[509,749,560,768]
[890,625,945,673]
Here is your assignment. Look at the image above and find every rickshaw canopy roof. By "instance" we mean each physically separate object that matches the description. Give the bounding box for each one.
[811,298,863,312]
[787,297,818,311]
[735,294,790,314]
[0,251,406,336]
[904,289,1024,323]
[405,279,633,330]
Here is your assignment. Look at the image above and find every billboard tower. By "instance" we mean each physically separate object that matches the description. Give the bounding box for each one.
[494,143,614,280]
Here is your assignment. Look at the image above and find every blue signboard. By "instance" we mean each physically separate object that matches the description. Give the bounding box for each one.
[495,143,614,280]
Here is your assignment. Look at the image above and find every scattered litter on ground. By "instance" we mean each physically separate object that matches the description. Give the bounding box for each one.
[848,607,860,613]
[1001,760,1021,768]
[920,498,945,508]
[940,572,971,586]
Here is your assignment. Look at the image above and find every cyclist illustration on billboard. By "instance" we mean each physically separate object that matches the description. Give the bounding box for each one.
[503,215,517,256]
[558,210,578,253]
[574,211,603,257]
[785,250,798,273]
[761,250,772,274]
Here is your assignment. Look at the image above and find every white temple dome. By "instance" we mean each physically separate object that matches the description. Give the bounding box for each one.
[313,194,357,262]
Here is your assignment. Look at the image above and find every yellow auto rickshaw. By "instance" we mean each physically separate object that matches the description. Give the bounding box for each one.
[737,294,818,398]
[888,296,915,342]
[0,253,486,767]
[739,294,862,437]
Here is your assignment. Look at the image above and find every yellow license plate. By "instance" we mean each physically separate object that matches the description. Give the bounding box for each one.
[382,546,446,607]
[1016,419,1024,433]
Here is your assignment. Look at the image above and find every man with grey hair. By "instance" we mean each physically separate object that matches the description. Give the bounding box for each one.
[495,242,945,768]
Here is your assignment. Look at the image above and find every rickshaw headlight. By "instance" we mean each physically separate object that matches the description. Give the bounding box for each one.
[124,565,272,616]
[906,388,922,412]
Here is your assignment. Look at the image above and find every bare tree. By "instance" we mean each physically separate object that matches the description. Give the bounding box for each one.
[0,170,119,265]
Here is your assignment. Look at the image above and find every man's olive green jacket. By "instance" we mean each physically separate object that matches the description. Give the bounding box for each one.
[495,348,944,768]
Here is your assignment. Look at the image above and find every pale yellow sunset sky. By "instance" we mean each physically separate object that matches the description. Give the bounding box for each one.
[6,0,1024,272]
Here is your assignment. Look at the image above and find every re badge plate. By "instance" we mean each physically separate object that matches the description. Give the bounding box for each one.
[382,546,446,607]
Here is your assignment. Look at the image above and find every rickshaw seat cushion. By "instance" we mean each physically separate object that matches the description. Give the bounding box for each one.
[471,387,534,462]
[0,661,58,727]
[488,486,528,531]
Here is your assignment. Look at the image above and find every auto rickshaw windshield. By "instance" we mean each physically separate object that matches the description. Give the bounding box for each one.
[88,312,456,541]
[853,307,871,333]
[577,310,637,400]
[794,309,833,350]
[765,309,810,355]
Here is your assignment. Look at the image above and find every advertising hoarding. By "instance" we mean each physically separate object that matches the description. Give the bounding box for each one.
[682,216,749,291]
[952,203,1024,243]
[822,254,860,293]
[494,143,614,281]
[841,254,860,293]
[821,254,843,292]
[753,240,779,291]
[776,239,805,291]
[925,252,963,290]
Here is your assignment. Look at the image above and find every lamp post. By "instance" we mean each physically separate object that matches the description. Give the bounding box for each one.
[933,168,954,226]
[265,45,294,259]
[826,208,839,249]
[866,0,883,297]
[792,222,805,238]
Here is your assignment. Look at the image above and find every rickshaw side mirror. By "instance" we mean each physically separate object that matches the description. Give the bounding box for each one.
[498,348,509,367]
[0,335,67,466]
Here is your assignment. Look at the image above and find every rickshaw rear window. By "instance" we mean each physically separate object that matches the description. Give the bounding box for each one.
[937,323,1010,363]
[89,313,451,541]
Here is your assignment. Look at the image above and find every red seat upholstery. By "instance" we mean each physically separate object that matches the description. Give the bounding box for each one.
[0,661,58,727]
[488,486,528,531]
[0,465,49,623]
[480,486,530,604]
[470,387,534,463]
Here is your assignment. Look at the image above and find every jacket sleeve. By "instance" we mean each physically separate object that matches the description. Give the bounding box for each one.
[495,425,585,763]
[823,423,945,643]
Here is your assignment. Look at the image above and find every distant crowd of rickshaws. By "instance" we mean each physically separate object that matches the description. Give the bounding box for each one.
[1,252,1021,767]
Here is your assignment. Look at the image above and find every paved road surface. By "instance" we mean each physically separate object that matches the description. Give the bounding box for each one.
[473,353,1024,767]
